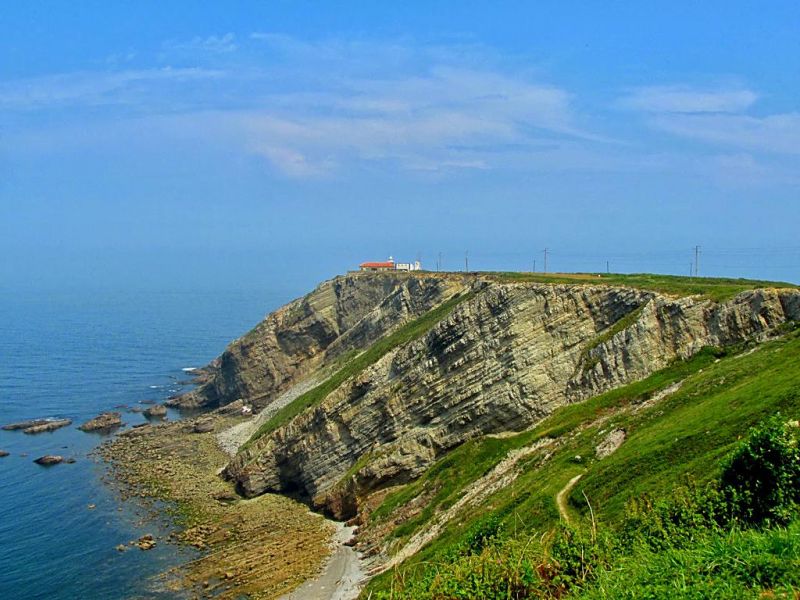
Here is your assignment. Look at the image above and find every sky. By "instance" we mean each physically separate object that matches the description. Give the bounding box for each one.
[2,1,799,292]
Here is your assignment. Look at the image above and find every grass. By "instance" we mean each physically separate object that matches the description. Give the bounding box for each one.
[363,327,800,597]
[477,271,797,302]
[369,345,727,540]
[242,291,474,449]
[580,521,800,599]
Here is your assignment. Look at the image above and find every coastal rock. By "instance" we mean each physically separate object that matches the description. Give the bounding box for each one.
[3,419,50,431]
[22,419,72,434]
[0,450,9,458]
[222,276,800,518]
[135,534,156,550]
[79,412,123,432]
[143,405,167,419]
[34,455,64,466]
[193,420,215,434]
[218,399,248,415]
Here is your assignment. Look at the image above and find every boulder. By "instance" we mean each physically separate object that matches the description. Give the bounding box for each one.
[193,420,215,434]
[135,534,156,550]
[0,450,9,458]
[79,412,123,432]
[34,455,64,466]
[23,419,72,434]
[143,405,167,419]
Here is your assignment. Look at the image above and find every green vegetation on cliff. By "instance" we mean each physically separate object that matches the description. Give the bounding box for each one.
[481,271,796,302]
[364,323,800,598]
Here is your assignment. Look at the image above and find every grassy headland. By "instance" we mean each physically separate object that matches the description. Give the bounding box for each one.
[363,323,800,598]
[479,271,797,302]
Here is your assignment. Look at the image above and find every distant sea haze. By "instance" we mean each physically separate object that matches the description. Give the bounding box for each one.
[0,285,293,599]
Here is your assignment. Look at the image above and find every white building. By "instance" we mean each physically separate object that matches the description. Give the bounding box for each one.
[395,261,422,271]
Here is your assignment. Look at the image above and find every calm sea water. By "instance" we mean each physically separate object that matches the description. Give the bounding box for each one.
[0,285,296,599]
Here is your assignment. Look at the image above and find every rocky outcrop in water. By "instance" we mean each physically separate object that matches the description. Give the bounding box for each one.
[4,418,72,433]
[34,455,64,466]
[21,419,72,434]
[144,405,167,419]
[220,276,800,518]
[3,420,49,431]
[79,412,123,432]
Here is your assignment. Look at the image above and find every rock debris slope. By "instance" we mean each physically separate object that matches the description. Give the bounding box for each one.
[176,273,800,520]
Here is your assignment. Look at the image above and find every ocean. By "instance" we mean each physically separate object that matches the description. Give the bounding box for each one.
[0,285,295,599]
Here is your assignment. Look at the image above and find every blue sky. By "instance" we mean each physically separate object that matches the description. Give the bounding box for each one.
[2,1,799,291]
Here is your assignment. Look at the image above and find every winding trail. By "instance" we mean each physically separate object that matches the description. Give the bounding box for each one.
[556,474,584,525]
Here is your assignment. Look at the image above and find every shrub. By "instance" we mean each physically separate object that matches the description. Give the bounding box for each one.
[719,415,800,526]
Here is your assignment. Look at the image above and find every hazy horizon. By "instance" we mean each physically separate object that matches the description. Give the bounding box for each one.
[3,2,799,291]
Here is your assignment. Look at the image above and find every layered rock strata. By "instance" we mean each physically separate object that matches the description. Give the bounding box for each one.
[168,273,466,411]
[221,279,800,518]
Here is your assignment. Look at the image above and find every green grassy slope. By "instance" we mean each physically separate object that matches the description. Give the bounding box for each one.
[478,272,797,302]
[364,324,800,597]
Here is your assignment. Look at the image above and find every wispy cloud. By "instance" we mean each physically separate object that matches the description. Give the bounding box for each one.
[163,33,238,55]
[3,33,797,185]
[651,112,800,155]
[0,67,223,111]
[232,63,608,175]
[617,85,758,113]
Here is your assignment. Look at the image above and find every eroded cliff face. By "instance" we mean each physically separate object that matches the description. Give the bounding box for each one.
[223,279,800,519]
[169,273,466,410]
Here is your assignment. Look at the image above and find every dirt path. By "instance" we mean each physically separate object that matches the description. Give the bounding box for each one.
[556,474,583,525]
[280,522,364,600]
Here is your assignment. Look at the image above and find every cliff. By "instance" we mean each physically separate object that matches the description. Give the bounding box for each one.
[169,272,466,411]
[203,273,800,519]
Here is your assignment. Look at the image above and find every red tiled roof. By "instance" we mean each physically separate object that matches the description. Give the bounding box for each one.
[360,261,395,268]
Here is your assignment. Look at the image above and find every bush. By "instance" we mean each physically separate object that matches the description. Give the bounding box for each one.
[719,416,800,526]
[535,523,616,597]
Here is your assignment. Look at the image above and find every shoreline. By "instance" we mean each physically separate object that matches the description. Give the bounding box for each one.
[280,521,365,600]
[99,414,338,599]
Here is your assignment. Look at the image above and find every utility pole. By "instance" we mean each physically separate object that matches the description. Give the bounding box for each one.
[694,245,701,277]
[437,252,442,272]
[543,248,549,274]
[606,260,610,274]
[533,259,536,273]
[689,263,693,277]
[465,250,469,273]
